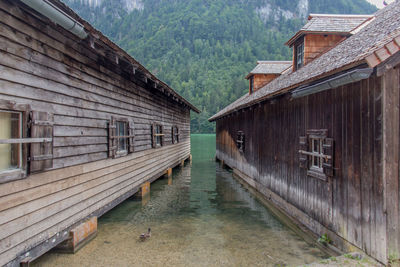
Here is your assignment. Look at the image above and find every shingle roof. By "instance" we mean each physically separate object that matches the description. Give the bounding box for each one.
[286,14,373,46]
[209,2,400,122]
[245,61,292,79]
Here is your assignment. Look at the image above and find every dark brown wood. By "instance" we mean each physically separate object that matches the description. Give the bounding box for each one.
[215,71,395,263]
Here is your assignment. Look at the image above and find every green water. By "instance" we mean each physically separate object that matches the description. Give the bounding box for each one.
[33,134,328,266]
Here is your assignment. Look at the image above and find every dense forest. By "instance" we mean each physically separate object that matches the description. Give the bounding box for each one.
[65,0,377,133]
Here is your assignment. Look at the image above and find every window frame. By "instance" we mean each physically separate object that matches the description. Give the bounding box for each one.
[152,123,164,148]
[155,124,163,147]
[0,101,30,183]
[109,116,135,158]
[115,119,129,156]
[236,131,245,153]
[294,37,304,70]
[299,129,333,181]
[172,126,179,144]
[249,76,254,94]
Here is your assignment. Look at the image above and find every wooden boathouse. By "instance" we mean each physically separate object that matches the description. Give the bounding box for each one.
[0,0,199,265]
[210,4,400,264]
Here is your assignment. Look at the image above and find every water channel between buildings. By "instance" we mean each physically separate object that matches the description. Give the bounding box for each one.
[33,134,329,266]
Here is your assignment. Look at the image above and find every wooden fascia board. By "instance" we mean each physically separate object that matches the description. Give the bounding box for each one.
[366,35,400,69]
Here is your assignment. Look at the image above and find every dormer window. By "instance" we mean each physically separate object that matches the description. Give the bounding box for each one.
[249,76,254,94]
[295,40,304,70]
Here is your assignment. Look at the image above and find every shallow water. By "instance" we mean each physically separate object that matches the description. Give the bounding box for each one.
[33,134,328,266]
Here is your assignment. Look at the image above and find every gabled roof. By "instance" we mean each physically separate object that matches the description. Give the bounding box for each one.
[209,2,400,122]
[245,61,292,79]
[286,14,373,47]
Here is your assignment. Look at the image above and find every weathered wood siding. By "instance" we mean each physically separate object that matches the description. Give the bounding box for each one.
[0,0,191,265]
[252,74,279,92]
[303,34,346,65]
[216,73,392,263]
[382,63,400,261]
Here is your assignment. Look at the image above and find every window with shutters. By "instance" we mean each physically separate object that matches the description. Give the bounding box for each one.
[108,117,135,158]
[237,131,245,153]
[299,129,334,181]
[151,123,164,148]
[172,126,179,144]
[0,100,54,183]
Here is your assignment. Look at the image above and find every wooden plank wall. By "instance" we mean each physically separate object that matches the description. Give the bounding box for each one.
[253,74,279,92]
[383,64,400,261]
[216,74,388,263]
[304,34,346,65]
[0,0,191,265]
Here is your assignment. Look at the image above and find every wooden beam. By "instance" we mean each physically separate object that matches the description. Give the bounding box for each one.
[377,51,400,77]
[0,138,52,144]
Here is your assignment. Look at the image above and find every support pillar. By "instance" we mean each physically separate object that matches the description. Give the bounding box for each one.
[141,181,151,206]
[55,217,97,254]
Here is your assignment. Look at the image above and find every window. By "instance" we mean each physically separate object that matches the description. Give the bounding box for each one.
[116,121,128,153]
[310,137,323,171]
[0,101,54,183]
[295,40,304,70]
[109,117,135,158]
[0,111,23,175]
[236,131,245,153]
[299,129,334,181]
[152,123,164,148]
[249,76,254,94]
[172,126,179,144]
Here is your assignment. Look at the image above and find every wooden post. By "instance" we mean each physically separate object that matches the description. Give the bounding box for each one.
[180,159,185,167]
[54,217,97,254]
[166,168,172,177]
[142,193,150,206]
[141,181,150,197]
[220,160,225,168]
[20,257,32,267]
[189,154,193,163]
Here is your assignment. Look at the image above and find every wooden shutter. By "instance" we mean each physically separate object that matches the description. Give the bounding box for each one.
[108,117,117,158]
[322,138,334,176]
[151,123,156,148]
[176,127,179,143]
[128,120,135,153]
[29,111,53,173]
[160,125,164,146]
[241,133,245,152]
[171,126,175,144]
[299,136,308,168]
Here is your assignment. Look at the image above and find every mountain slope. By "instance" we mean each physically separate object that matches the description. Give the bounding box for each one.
[64,0,377,133]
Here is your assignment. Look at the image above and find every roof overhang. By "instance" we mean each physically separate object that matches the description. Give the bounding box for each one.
[291,67,373,98]
[19,0,200,113]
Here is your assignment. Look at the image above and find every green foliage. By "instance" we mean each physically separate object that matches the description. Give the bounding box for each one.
[64,0,376,133]
[317,233,331,245]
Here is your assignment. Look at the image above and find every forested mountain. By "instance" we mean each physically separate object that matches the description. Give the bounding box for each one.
[64,0,377,133]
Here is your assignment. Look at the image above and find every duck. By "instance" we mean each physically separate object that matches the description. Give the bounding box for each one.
[139,228,151,241]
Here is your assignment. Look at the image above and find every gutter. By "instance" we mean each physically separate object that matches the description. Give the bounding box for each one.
[291,67,373,99]
[20,0,88,39]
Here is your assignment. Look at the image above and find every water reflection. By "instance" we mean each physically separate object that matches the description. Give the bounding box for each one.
[33,134,328,267]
